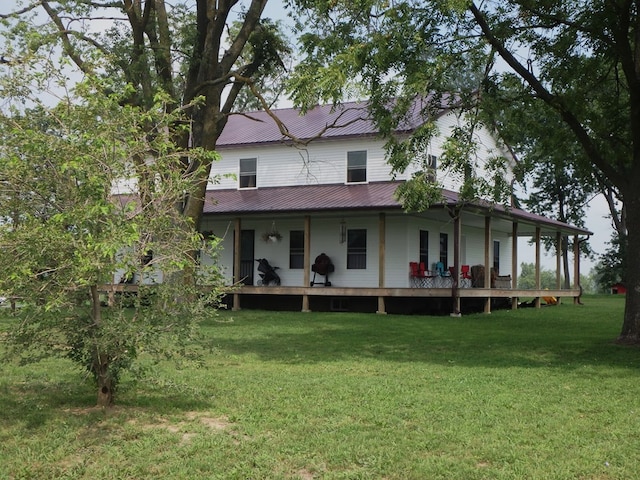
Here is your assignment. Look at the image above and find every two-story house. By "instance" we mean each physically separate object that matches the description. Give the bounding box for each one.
[198,100,590,315]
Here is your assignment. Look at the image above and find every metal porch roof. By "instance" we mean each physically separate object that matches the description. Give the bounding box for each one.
[203,181,592,237]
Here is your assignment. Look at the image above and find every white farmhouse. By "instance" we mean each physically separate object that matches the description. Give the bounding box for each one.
[199,100,590,314]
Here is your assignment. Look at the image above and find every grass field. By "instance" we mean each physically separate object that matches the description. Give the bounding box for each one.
[1,295,639,479]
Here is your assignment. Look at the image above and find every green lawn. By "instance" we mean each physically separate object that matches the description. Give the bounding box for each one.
[1,295,639,479]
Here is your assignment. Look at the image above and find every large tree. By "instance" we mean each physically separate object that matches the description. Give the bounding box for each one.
[0,0,290,405]
[288,0,640,343]
[1,0,290,231]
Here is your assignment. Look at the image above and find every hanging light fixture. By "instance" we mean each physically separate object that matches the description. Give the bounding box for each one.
[339,219,347,244]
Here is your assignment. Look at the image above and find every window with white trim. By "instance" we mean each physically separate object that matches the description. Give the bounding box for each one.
[289,230,304,269]
[239,158,257,188]
[439,232,448,266]
[347,229,367,269]
[347,150,367,183]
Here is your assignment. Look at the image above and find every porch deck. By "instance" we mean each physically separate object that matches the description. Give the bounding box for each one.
[100,283,580,315]
[232,285,581,314]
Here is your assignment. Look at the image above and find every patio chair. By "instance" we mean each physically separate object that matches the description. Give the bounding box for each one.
[435,262,451,276]
[460,264,472,288]
[410,262,426,287]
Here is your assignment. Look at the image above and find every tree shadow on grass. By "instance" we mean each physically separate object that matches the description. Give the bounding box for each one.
[0,367,215,433]
[207,308,640,372]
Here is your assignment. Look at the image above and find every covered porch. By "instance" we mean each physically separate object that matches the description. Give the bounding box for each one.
[216,183,590,315]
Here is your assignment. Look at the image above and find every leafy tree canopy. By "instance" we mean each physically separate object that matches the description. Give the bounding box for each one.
[287,0,640,343]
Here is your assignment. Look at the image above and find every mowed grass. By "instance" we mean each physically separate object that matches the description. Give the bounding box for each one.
[1,295,639,479]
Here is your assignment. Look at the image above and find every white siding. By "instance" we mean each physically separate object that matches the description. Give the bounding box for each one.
[211,113,514,197]
[201,213,499,289]
[402,112,515,194]
[211,138,392,189]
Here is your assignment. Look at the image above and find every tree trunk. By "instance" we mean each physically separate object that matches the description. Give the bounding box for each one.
[618,193,640,344]
[95,356,115,407]
[90,285,114,406]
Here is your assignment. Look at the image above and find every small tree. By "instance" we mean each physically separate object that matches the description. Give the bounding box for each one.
[517,263,557,291]
[0,79,224,407]
[594,234,626,294]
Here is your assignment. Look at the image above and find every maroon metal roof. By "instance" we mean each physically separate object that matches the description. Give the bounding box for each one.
[203,181,591,235]
[203,181,408,213]
[216,99,441,147]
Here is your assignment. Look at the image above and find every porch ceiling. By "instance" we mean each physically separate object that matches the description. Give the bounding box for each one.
[203,181,591,237]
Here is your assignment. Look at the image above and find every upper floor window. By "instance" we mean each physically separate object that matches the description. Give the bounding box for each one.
[347,229,367,269]
[347,150,367,183]
[239,158,257,189]
[427,154,437,170]
[289,230,304,269]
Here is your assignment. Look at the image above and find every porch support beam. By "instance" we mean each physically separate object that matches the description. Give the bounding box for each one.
[302,215,311,312]
[232,217,242,311]
[534,226,541,308]
[511,221,518,310]
[484,216,491,313]
[377,212,387,314]
[452,211,461,316]
[556,232,562,290]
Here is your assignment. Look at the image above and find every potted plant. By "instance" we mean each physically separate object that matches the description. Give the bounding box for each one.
[261,222,282,243]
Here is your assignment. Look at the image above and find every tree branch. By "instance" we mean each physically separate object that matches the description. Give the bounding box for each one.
[469,2,624,187]
[41,1,89,74]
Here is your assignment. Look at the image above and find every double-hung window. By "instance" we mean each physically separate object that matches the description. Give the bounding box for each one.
[347,150,367,183]
[347,229,367,269]
[419,230,429,266]
[426,154,437,181]
[239,158,257,188]
[289,230,304,269]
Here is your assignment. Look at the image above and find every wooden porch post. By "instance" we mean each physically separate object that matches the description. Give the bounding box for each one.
[377,212,387,314]
[511,221,518,310]
[573,234,581,304]
[534,226,541,308]
[302,215,311,312]
[484,215,491,314]
[556,232,562,289]
[452,211,461,316]
[232,217,241,311]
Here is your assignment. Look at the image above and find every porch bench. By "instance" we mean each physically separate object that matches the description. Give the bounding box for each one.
[495,275,512,289]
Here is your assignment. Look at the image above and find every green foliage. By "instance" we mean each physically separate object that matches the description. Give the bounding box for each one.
[288,0,640,341]
[517,263,559,290]
[0,76,225,404]
[230,17,294,111]
[593,234,626,292]
[483,76,597,265]
[288,0,514,210]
